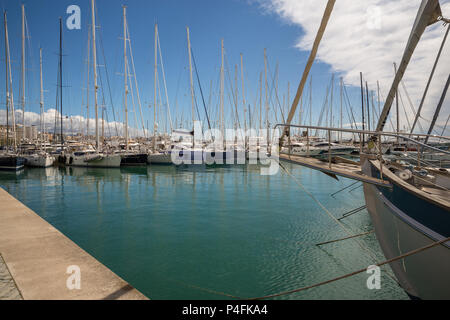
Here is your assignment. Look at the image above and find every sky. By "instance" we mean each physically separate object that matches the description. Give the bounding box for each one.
[0,0,449,137]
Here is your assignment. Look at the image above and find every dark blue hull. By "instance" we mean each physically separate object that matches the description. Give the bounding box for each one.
[0,156,26,171]
[363,159,450,299]
[120,153,148,166]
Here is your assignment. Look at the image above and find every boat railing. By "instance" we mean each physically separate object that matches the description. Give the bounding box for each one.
[274,124,450,171]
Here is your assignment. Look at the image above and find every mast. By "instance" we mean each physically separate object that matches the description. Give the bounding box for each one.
[187,27,195,148]
[309,76,312,129]
[39,48,44,149]
[330,74,334,136]
[123,6,128,150]
[360,72,365,145]
[86,26,90,139]
[259,72,262,132]
[4,11,9,148]
[21,4,25,141]
[424,74,450,145]
[377,80,381,116]
[366,81,370,132]
[91,0,99,151]
[264,48,269,150]
[240,53,247,136]
[394,62,399,142]
[340,77,343,142]
[234,64,238,132]
[59,18,63,145]
[153,23,158,152]
[102,104,104,144]
[220,39,224,146]
[4,11,16,151]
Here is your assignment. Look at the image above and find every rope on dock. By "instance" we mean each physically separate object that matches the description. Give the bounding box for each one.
[247,236,450,300]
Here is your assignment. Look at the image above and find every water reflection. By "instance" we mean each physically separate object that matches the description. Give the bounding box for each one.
[0,164,408,300]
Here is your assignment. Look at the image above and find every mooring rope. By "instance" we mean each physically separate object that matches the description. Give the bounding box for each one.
[247,236,450,300]
[277,162,384,260]
[168,234,450,300]
[276,161,400,285]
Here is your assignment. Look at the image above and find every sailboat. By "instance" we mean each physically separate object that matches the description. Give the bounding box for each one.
[67,0,121,168]
[361,0,450,299]
[279,0,450,299]
[23,33,55,167]
[147,23,175,165]
[116,5,148,166]
[0,10,25,171]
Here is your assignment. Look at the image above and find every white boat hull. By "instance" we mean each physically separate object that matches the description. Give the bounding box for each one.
[67,154,121,168]
[148,152,172,164]
[24,155,55,168]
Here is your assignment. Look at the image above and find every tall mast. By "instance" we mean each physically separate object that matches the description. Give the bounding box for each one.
[21,4,25,141]
[4,11,9,148]
[186,27,195,148]
[330,74,334,138]
[366,81,370,132]
[153,23,158,152]
[59,18,63,145]
[234,64,238,132]
[394,62,399,141]
[86,27,90,139]
[220,39,224,145]
[240,53,246,135]
[264,48,269,150]
[259,72,262,131]
[309,76,312,129]
[39,48,44,148]
[340,77,343,142]
[91,0,99,151]
[4,11,16,150]
[123,6,128,150]
[360,72,365,145]
[287,81,290,121]
[187,27,195,148]
[377,80,381,116]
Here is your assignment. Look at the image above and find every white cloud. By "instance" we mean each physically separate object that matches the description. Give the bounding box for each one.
[0,108,148,138]
[261,0,450,133]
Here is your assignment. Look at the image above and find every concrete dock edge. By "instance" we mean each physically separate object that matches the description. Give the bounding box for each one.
[0,187,148,300]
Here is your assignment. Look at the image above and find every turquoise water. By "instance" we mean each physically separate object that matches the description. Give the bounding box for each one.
[0,163,408,300]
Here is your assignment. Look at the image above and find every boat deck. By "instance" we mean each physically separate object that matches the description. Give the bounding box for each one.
[279,153,392,188]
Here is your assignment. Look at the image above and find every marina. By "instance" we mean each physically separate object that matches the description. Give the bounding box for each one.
[0,164,408,300]
[0,0,449,302]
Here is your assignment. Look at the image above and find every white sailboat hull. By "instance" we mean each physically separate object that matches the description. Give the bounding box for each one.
[67,154,121,168]
[24,155,55,168]
[147,152,172,164]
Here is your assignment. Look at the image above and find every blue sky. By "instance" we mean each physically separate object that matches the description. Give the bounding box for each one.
[0,0,351,136]
[1,0,448,136]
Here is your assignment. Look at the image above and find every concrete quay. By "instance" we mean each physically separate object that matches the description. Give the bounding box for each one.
[0,187,148,300]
